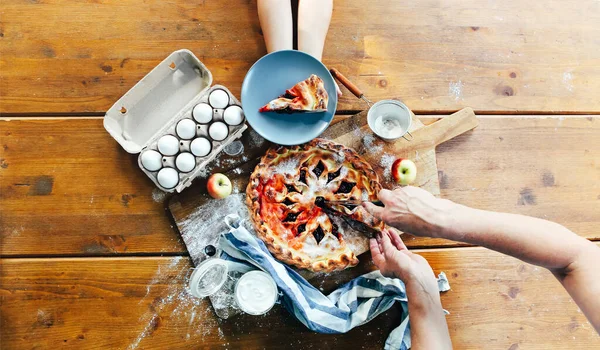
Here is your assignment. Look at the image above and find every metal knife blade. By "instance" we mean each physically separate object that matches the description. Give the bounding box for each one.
[314,197,383,238]
[323,200,384,210]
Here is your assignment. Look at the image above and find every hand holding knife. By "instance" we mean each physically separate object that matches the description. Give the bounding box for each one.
[315,196,385,237]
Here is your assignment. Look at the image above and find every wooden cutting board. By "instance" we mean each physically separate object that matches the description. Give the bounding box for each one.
[168,107,478,281]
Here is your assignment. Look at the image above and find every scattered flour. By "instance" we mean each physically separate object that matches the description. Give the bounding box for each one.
[379,154,396,181]
[232,181,241,194]
[248,129,266,148]
[272,157,300,176]
[563,71,574,92]
[362,133,383,154]
[9,226,24,237]
[179,194,250,266]
[128,256,225,349]
[196,151,249,179]
[152,188,167,203]
[361,189,369,201]
[196,166,213,179]
[333,150,346,164]
[449,80,464,101]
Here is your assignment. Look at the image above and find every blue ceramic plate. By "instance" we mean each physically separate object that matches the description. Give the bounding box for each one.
[241,50,337,145]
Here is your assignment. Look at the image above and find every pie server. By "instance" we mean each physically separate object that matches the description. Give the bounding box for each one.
[324,200,384,210]
[315,197,384,238]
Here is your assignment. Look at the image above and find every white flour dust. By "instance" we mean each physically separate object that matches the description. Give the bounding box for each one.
[195,150,250,179]
[449,80,464,101]
[272,157,300,176]
[248,129,266,148]
[152,188,167,203]
[128,257,225,349]
[333,149,346,164]
[362,133,383,154]
[179,194,250,266]
[379,154,396,181]
[563,71,574,92]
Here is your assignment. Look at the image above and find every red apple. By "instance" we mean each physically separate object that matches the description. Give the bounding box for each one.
[207,173,232,199]
[391,158,417,185]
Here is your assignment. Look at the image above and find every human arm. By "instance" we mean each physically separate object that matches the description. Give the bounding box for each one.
[370,228,452,350]
[364,186,600,334]
[257,0,293,52]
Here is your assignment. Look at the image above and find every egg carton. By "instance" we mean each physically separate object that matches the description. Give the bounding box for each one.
[138,85,246,191]
[104,50,247,193]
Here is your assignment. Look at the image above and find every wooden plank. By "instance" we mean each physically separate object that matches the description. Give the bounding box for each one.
[2,247,599,349]
[2,0,600,114]
[1,116,599,256]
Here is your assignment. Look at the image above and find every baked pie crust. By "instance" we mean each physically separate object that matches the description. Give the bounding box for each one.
[258,75,328,113]
[246,138,384,272]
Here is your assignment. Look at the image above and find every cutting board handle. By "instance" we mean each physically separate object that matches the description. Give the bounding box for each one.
[419,107,479,146]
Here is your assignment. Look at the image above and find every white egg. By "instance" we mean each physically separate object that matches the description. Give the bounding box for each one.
[176,152,196,173]
[190,137,212,157]
[140,150,163,171]
[223,105,245,126]
[157,135,179,156]
[209,89,229,109]
[193,103,213,124]
[157,168,179,189]
[209,122,229,141]
[176,119,197,140]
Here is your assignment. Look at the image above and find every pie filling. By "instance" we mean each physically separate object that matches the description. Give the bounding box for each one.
[247,139,384,271]
[256,150,374,251]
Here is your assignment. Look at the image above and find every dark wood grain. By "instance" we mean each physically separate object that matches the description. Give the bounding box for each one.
[2,247,599,349]
[1,116,599,256]
[2,0,600,114]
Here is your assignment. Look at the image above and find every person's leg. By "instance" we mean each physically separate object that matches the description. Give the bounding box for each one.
[297,0,333,61]
[257,0,293,53]
[297,0,341,96]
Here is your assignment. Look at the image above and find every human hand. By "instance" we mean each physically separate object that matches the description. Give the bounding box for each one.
[370,227,439,292]
[363,187,456,238]
[371,227,451,348]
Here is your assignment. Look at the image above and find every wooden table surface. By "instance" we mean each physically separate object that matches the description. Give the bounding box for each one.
[1,0,599,349]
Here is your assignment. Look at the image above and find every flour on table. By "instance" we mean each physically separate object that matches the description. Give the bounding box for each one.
[449,80,464,101]
[129,256,225,349]
[179,193,250,266]
[196,166,212,179]
[248,129,266,148]
[379,154,396,181]
[152,188,167,203]
[362,133,383,154]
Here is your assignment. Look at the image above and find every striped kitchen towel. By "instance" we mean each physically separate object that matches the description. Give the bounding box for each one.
[218,215,450,350]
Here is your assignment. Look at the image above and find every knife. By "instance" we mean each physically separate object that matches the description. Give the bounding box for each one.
[321,199,384,210]
[314,197,384,237]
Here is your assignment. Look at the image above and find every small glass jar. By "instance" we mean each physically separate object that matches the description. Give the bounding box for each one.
[188,258,278,319]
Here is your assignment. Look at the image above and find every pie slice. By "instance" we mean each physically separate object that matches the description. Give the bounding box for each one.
[316,198,382,238]
[259,74,329,113]
[246,139,385,272]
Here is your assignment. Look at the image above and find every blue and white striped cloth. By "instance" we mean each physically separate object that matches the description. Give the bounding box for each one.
[218,215,450,350]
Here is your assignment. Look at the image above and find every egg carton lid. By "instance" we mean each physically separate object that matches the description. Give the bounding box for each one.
[104,49,213,154]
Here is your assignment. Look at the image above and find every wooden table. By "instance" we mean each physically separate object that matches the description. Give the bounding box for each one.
[1,1,599,348]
